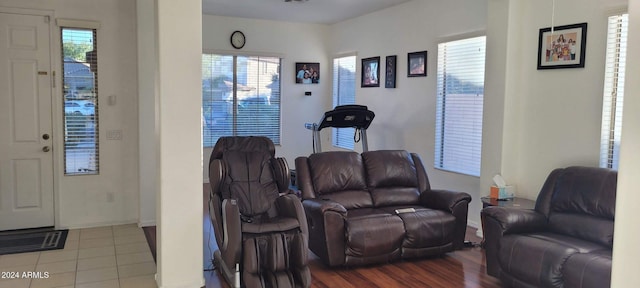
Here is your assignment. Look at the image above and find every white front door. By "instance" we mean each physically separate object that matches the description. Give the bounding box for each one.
[0,12,54,230]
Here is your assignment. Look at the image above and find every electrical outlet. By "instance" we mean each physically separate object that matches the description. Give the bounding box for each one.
[106,130,122,140]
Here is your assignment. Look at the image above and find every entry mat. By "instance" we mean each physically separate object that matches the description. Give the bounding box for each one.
[0,228,68,255]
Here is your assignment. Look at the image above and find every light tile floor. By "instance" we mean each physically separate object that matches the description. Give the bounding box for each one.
[0,224,157,288]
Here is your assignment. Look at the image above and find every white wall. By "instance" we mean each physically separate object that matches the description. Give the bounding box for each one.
[201,15,331,181]
[155,0,204,287]
[0,0,140,229]
[495,0,627,201]
[330,0,488,228]
[137,0,158,227]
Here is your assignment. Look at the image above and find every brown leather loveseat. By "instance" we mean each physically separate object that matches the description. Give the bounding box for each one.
[295,150,472,267]
[482,166,616,288]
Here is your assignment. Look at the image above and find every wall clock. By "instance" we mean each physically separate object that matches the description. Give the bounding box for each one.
[230,30,245,49]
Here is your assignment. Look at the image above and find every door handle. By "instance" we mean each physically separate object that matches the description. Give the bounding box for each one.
[42,133,50,140]
[42,146,50,152]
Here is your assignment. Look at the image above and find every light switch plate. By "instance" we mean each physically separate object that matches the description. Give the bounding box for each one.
[106,130,122,140]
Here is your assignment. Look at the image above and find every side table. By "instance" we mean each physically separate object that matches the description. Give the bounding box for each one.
[481,197,535,209]
[480,197,536,247]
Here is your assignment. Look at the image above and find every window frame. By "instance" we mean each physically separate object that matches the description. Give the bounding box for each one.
[434,35,487,177]
[599,12,628,170]
[60,26,100,176]
[331,54,357,150]
[201,52,282,147]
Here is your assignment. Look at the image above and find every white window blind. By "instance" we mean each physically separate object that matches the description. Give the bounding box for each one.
[202,54,281,147]
[434,36,486,176]
[332,55,356,150]
[62,28,99,175]
[600,14,628,170]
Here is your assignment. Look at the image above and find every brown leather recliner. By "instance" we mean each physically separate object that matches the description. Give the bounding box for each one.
[209,136,311,288]
[482,166,616,288]
[295,150,472,267]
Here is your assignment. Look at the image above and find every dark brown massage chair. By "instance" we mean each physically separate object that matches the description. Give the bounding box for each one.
[208,136,311,288]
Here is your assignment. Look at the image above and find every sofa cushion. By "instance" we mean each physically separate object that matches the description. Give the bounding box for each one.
[379,206,455,248]
[362,150,420,207]
[345,210,405,258]
[307,152,372,209]
[318,190,374,210]
[499,234,581,287]
[547,166,617,248]
[551,166,617,219]
[524,232,608,253]
[563,250,612,288]
[548,212,614,248]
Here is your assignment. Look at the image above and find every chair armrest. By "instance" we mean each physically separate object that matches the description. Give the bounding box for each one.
[481,206,547,235]
[302,199,347,266]
[421,189,472,213]
[210,198,242,270]
[276,194,309,238]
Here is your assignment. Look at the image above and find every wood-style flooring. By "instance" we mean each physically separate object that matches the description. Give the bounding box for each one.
[142,184,503,288]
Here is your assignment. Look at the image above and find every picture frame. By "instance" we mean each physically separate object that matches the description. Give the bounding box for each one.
[361,57,380,87]
[385,55,397,88]
[407,51,427,77]
[537,22,587,70]
[295,62,320,84]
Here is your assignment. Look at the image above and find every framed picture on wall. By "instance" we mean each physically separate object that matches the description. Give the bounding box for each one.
[407,51,427,77]
[295,62,320,84]
[385,55,397,88]
[537,22,587,69]
[361,57,380,87]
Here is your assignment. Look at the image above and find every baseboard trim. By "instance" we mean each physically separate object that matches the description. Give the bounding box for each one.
[467,220,480,229]
[156,275,205,288]
[138,220,157,227]
[58,219,139,230]
[467,221,482,238]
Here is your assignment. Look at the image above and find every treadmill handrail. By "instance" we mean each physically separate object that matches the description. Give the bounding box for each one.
[316,105,375,131]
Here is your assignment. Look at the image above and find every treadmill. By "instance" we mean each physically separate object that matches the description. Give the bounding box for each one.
[305,105,375,153]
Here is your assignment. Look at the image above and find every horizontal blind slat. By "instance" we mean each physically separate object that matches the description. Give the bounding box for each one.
[434,36,486,176]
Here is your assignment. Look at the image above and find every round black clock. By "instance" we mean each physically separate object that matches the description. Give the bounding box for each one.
[230,30,245,49]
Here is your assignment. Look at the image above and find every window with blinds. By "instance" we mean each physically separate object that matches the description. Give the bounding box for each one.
[600,13,628,170]
[62,28,99,175]
[202,54,281,147]
[332,55,357,150]
[434,36,486,176]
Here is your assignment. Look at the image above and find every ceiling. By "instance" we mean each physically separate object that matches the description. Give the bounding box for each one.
[201,0,411,25]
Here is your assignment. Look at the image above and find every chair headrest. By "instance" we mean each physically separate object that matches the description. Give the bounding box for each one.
[210,136,275,162]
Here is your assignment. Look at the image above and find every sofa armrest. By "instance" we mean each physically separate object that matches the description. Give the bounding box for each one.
[421,189,472,213]
[421,189,471,250]
[303,198,347,215]
[481,206,547,277]
[481,206,547,235]
[302,199,347,266]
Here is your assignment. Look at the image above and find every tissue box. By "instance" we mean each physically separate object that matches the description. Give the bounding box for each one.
[490,185,515,199]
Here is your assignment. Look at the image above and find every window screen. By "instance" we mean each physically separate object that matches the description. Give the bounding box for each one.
[600,13,628,170]
[62,28,99,175]
[332,55,357,150]
[202,54,281,147]
[434,36,486,176]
